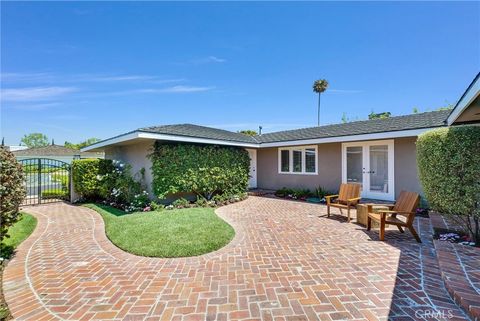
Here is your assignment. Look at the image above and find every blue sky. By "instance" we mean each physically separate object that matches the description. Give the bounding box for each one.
[1,2,479,145]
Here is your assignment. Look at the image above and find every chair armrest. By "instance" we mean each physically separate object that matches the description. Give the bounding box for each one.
[367,210,388,220]
[347,197,361,203]
[377,210,415,216]
[325,194,338,205]
[325,194,338,199]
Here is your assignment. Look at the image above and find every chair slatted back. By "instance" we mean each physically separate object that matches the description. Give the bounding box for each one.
[338,183,361,203]
[393,191,420,223]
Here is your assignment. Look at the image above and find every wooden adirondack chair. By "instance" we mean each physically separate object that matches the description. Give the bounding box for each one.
[325,183,361,222]
[367,191,421,242]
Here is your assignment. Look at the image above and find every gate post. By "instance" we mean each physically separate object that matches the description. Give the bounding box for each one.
[37,158,41,204]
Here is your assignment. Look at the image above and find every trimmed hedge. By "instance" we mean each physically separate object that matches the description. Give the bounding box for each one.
[72,159,112,199]
[417,126,480,245]
[149,142,250,199]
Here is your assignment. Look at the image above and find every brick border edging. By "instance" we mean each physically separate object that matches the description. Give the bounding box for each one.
[429,213,480,320]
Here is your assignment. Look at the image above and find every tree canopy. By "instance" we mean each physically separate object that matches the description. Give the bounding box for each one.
[65,138,101,150]
[21,133,49,148]
[368,111,391,120]
[238,130,258,137]
[312,79,329,94]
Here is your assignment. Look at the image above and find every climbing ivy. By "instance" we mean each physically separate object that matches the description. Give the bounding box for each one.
[149,142,250,200]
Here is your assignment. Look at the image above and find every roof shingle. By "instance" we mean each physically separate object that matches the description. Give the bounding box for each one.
[139,124,258,144]
[256,110,450,143]
[13,145,102,157]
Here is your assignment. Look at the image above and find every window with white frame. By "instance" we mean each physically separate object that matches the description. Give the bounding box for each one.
[278,146,318,174]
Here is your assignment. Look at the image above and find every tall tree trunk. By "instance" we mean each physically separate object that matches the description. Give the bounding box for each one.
[317,93,321,126]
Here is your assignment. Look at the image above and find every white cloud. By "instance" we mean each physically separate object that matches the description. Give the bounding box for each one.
[1,72,184,84]
[135,85,215,93]
[206,56,226,63]
[1,72,55,83]
[3,102,61,110]
[184,56,227,65]
[1,87,77,102]
[85,75,157,82]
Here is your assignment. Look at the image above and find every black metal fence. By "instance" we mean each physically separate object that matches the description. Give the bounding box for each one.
[19,158,71,205]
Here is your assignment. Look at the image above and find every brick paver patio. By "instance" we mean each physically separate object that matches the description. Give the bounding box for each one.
[3,196,470,320]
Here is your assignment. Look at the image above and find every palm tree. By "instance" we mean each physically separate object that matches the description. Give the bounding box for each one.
[313,79,329,126]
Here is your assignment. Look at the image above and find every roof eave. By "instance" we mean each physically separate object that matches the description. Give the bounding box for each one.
[447,72,480,125]
[81,130,260,152]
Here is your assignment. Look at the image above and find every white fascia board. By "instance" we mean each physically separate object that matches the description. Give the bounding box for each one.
[447,76,480,125]
[81,131,260,151]
[259,127,442,148]
[81,132,140,151]
[137,132,260,148]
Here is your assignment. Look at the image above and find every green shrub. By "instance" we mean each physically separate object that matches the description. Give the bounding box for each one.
[275,187,316,199]
[41,189,68,199]
[72,159,105,199]
[149,143,250,200]
[72,159,148,211]
[275,187,292,197]
[0,147,26,243]
[150,201,165,211]
[315,186,332,198]
[195,197,209,207]
[172,198,190,208]
[417,126,480,245]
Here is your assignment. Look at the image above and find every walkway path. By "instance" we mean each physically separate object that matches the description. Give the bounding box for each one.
[3,197,469,320]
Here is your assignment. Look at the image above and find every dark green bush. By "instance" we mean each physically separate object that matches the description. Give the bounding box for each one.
[417,126,480,245]
[0,147,26,243]
[149,143,250,200]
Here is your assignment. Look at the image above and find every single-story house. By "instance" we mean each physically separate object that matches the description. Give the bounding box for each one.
[82,73,480,201]
[14,144,103,164]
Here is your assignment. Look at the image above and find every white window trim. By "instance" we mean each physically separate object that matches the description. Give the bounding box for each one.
[278,145,318,175]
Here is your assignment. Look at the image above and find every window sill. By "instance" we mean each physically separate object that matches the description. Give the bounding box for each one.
[278,172,318,176]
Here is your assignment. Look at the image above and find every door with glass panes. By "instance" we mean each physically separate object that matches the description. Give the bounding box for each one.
[342,140,394,200]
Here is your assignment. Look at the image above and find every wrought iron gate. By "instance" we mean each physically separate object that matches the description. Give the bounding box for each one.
[20,158,71,205]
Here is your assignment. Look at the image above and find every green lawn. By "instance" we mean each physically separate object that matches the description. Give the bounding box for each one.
[84,204,235,258]
[1,213,37,259]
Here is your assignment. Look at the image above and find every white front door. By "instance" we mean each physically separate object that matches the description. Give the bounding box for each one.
[246,149,257,189]
[342,140,394,201]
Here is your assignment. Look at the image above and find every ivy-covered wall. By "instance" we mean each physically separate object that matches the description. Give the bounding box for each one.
[149,142,251,200]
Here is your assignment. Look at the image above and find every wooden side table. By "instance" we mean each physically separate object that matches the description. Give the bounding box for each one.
[356,204,390,227]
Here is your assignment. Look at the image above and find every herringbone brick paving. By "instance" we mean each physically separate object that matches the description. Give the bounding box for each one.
[3,197,470,320]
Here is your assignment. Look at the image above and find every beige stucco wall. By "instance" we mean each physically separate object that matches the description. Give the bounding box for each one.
[394,137,423,196]
[104,141,155,195]
[257,138,423,199]
[257,143,342,193]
